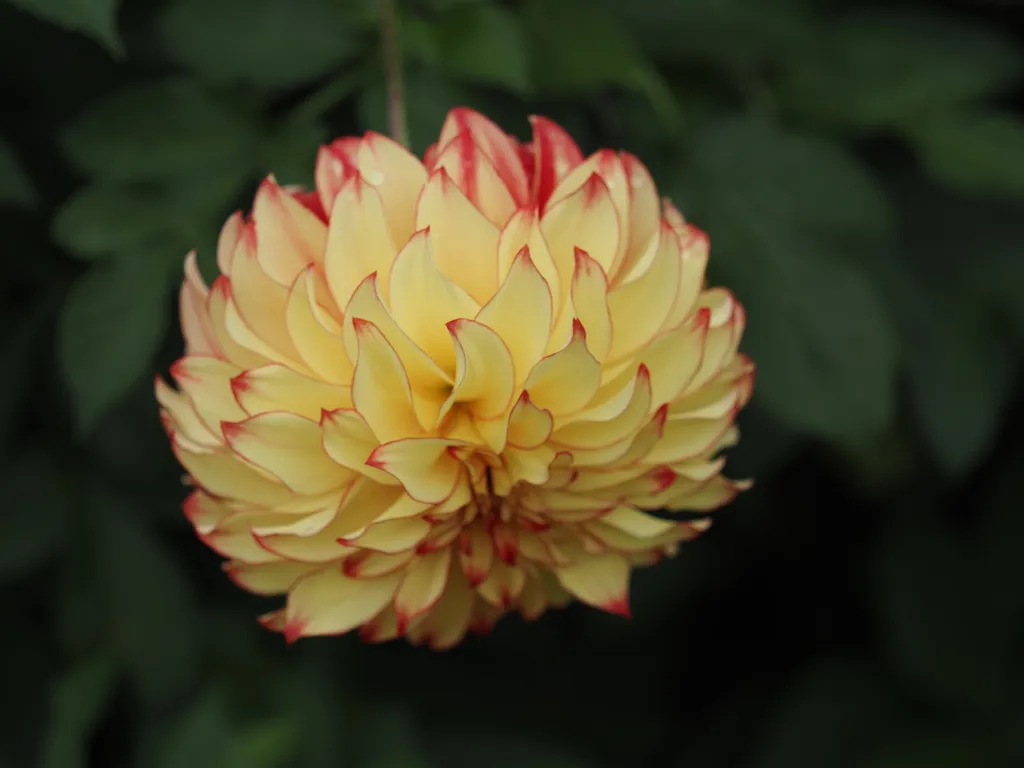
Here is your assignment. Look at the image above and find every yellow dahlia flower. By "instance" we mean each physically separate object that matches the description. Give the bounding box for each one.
[156,108,753,648]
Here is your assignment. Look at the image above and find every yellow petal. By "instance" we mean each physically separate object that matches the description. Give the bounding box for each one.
[205,278,269,369]
[393,548,452,632]
[613,153,661,285]
[225,560,319,596]
[477,559,526,609]
[496,206,562,305]
[662,227,710,331]
[414,169,499,305]
[368,438,465,504]
[440,319,515,422]
[351,318,424,441]
[458,522,494,586]
[386,229,480,373]
[216,211,244,276]
[156,376,218,448]
[232,364,350,419]
[342,517,430,554]
[506,392,554,449]
[607,222,681,363]
[601,506,676,538]
[555,552,631,616]
[431,131,517,227]
[644,412,736,465]
[523,321,601,418]
[529,114,584,208]
[553,365,652,449]
[640,309,709,407]
[542,173,621,279]
[222,413,352,495]
[170,356,247,435]
[252,176,327,286]
[284,567,401,642]
[324,173,397,309]
[180,252,218,356]
[476,246,553,387]
[358,132,429,247]
[406,564,474,649]
[665,475,750,512]
[320,408,399,485]
[173,442,293,506]
[569,248,612,361]
[503,444,556,486]
[285,267,354,383]
[315,137,360,215]
[343,549,416,579]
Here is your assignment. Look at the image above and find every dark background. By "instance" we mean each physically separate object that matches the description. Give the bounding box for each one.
[2,0,1023,766]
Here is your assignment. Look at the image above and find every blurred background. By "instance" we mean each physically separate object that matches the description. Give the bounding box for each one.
[1,0,1023,766]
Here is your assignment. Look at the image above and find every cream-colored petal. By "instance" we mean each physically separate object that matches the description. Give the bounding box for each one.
[315,137,360,216]
[438,108,530,205]
[207,278,271,369]
[180,252,219,356]
[351,318,424,441]
[252,176,327,285]
[156,376,218,448]
[216,211,244,276]
[431,131,517,227]
[343,517,430,554]
[440,319,515,422]
[367,438,465,504]
[601,506,676,538]
[226,560,319,596]
[458,523,494,586]
[476,559,526,609]
[320,408,398,485]
[529,114,584,209]
[613,153,661,285]
[173,442,293,507]
[555,552,631,615]
[284,567,401,642]
[393,548,452,632]
[552,365,651,448]
[324,173,397,309]
[569,247,613,361]
[358,132,428,247]
[506,392,554,449]
[662,227,710,331]
[284,267,353,383]
[171,355,247,435]
[475,247,553,387]
[496,206,562,306]
[406,564,474,649]
[232,364,350,420]
[222,413,352,496]
[542,173,621,279]
[343,549,416,579]
[523,322,601,418]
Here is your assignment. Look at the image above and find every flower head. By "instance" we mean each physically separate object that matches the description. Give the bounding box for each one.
[157,108,753,648]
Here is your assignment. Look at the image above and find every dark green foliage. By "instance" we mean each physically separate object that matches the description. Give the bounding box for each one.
[0,0,1022,766]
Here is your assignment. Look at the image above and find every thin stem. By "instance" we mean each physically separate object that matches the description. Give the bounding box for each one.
[377,0,408,147]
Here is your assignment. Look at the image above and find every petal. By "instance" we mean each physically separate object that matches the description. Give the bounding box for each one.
[393,548,452,633]
[315,137,360,215]
[496,206,562,306]
[552,365,652,449]
[542,173,621,279]
[644,412,736,465]
[529,114,584,210]
[252,176,327,286]
[640,309,709,407]
[284,567,401,642]
[358,132,429,248]
[665,475,750,512]
[607,222,681,363]
[367,438,465,504]
[431,131,517,227]
[414,169,500,305]
[226,560,319,596]
[506,392,554,449]
[458,522,495,586]
[662,227,710,331]
[613,153,661,285]
[222,413,352,495]
[232,364,351,420]
[555,552,631,616]
[523,321,601,418]
[324,174,398,309]
[343,549,416,579]
[344,517,430,554]
[387,228,480,372]
[438,108,530,205]
[601,506,676,538]
[171,355,247,435]
[406,564,474,649]
[216,211,244,276]
[285,267,354,383]
[173,443,293,506]
[476,559,526,609]
[180,252,218,356]
[156,376,218,447]
[570,248,612,361]
[476,246,553,387]
[351,318,424,442]
[207,278,271,369]
[321,408,398,485]
[440,319,515,422]
[503,444,556,486]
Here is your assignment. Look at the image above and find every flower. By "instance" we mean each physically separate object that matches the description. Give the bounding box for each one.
[156,107,754,648]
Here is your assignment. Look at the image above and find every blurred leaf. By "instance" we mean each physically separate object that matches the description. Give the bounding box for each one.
[148,690,229,768]
[52,551,105,659]
[859,730,1002,768]
[427,4,531,94]
[60,81,258,183]
[7,0,122,55]
[907,112,1024,199]
[870,515,1008,715]
[777,10,1021,132]
[751,658,907,768]
[38,655,118,768]
[0,448,71,581]
[92,484,201,707]
[0,138,36,207]
[224,717,299,768]
[157,0,360,90]
[260,118,326,188]
[59,255,175,434]
[689,116,898,445]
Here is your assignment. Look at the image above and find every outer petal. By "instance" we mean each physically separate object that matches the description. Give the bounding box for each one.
[252,176,327,286]
[614,154,661,285]
[431,131,517,227]
[171,356,247,435]
[232,364,351,419]
[570,248,612,361]
[180,252,218,356]
[367,438,466,504]
[358,132,429,247]
[496,206,562,305]
[542,173,620,279]
[285,267,354,383]
[321,408,398,485]
[315,137,360,215]
[406,564,474,650]
[555,552,631,616]
[284,567,401,642]
[437,108,530,205]
[393,548,452,633]
[529,115,584,210]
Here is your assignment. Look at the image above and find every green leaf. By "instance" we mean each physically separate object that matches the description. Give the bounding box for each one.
[870,514,1009,715]
[0,448,71,582]
[91,484,202,707]
[777,10,1022,132]
[60,81,258,183]
[7,0,122,55]
[58,255,176,434]
[0,138,36,207]
[687,116,898,445]
[224,717,300,768]
[751,658,907,768]
[427,5,531,94]
[259,118,326,189]
[38,655,118,768]
[907,112,1024,199]
[157,0,360,90]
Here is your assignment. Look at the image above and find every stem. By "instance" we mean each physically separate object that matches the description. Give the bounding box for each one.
[377,0,408,147]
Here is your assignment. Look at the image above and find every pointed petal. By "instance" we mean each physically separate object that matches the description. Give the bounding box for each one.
[207,278,272,369]
[613,153,661,285]
[321,408,399,485]
[529,115,584,209]
[343,549,416,579]
[252,176,327,285]
[438,108,530,205]
[216,211,244,276]
[553,365,651,449]
[180,252,219,356]
[393,548,452,632]
[232,364,350,420]
[285,266,354,383]
[285,567,401,640]
[226,560,318,596]
[324,174,398,309]
[171,356,247,435]
[156,376,218,447]
[367,438,465,504]
[351,318,424,442]
[343,517,430,554]
[542,173,620,277]
[523,321,601,417]
[358,132,429,247]
[601,506,676,538]
[432,131,517,227]
[407,564,474,649]
[315,137,360,215]
[662,227,710,331]
[555,552,631,616]
[496,206,562,306]
[477,559,526,609]
[506,392,554,449]
[570,247,612,361]
[173,443,293,506]
[458,523,494,586]
[441,319,515,421]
